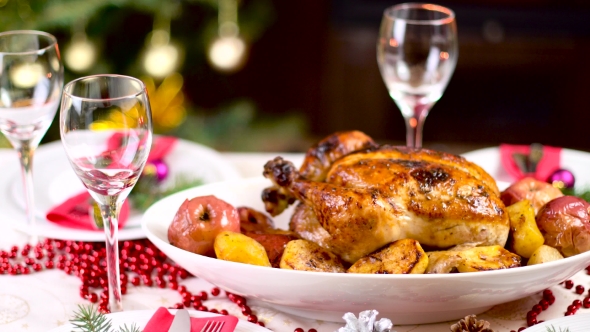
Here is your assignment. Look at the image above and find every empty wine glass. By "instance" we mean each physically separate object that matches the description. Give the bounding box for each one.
[0,30,63,237]
[60,74,153,312]
[377,3,458,149]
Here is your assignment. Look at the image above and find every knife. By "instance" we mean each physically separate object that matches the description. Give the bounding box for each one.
[169,309,191,332]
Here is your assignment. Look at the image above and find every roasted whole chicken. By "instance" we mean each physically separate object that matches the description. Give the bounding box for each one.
[262,131,510,263]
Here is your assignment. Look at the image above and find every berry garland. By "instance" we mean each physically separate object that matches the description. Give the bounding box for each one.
[510,266,590,332]
[0,238,265,328]
[5,238,590,332]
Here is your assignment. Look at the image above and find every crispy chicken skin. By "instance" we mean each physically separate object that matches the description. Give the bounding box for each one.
[262,131,377,216]
[262,131,509,263]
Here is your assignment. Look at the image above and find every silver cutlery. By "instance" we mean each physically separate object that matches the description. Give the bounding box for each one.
[512,143,544,174]
[169,309,191,332]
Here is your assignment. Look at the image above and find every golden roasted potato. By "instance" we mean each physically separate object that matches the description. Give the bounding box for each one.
[527,245,564,266]
[426,245,521,273]
[347,239,428,274]
[279,239,346,272]
[506,199,544,258]
[457,245,522,272]
[214,231,271,267]
[245,232,299,268]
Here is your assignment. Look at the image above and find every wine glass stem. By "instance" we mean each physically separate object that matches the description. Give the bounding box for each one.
[99,197,123,312]
[404,115,426,149]
[15,140,37,243]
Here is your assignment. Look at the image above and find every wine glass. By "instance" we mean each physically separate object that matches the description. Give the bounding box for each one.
[60,74,153,312]
[0,30,63,238]
[377,3,458,149]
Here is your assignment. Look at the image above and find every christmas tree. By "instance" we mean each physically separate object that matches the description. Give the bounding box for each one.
[0,0,308,151]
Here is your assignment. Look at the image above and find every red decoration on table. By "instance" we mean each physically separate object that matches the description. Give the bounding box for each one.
[46,192,131,230]
[45,136,178,230]
[144,307,239,332]
[500,144,561,182]
[5,236,590,330]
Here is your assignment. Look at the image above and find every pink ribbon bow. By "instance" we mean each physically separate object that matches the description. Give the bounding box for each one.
[143,307,239,332]
[499,144,561,182]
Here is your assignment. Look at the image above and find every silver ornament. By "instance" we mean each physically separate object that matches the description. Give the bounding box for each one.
[337,310,394,332]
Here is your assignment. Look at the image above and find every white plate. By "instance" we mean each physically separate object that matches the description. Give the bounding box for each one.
[142,177,590,325]
[461,147,590,190]
[2,138,241,241]
[47,309,268,332]
[524,313,590,332]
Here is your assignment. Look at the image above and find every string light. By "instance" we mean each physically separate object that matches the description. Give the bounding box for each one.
[208,0,247,72]
[142,18,183,79]
[64,32,97,73]
[9,62,44,88]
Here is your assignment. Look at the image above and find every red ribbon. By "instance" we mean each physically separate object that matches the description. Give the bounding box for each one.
[499,144,561,182]
[143,307,238,332]
[45,136,177,231]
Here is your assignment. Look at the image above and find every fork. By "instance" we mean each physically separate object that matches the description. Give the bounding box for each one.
[200,320,225,332]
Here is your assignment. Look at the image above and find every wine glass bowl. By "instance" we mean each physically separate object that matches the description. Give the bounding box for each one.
[377,3,458,149]
[0,30,63,235]
[60,74,153,312]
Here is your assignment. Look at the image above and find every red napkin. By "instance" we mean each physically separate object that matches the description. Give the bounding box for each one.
[45,136,178,231]
[499,144,561,182]
[144,307,239,332]
[46,192,131,230]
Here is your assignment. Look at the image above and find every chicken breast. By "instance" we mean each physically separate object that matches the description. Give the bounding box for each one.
[262,131,510,263]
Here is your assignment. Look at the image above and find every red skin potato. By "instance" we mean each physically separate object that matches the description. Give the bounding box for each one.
[536,195,590,257]
[168,195,240,256]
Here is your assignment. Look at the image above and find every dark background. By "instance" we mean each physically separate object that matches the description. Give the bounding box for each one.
[219,0,590,151]
[3,0,590,152]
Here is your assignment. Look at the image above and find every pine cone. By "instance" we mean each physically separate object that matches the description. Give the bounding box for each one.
[450,315,495,332]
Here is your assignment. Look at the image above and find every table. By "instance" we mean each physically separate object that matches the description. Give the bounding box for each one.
[1,146,589,332]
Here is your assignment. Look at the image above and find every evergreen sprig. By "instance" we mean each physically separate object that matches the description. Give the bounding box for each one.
[70,305,140,332]
[546,325,570,332]
[561,186,590,202]
[129,172,204,212]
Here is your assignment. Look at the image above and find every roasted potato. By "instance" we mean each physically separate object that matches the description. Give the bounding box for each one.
[506,199,545,258]
[426,245,521,273]
[347,239,428,274]
[527,245,565,265]
[279,239,346,272]
[245,232,299,268]
[457,245,522,272]
[214,231,271,267]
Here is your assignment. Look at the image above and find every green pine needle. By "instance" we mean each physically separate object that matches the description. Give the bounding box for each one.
[130,173,204,212]
[69,305,141,332]
[562,186,590,202]
[546,325,571,332]
[70,305,112,332]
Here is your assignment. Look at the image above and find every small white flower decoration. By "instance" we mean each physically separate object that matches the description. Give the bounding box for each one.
[337,310,394,332]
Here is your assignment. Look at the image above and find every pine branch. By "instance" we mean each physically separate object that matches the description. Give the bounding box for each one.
[69,305,141,332]
[546,325,570,332]
[70,305,112,332]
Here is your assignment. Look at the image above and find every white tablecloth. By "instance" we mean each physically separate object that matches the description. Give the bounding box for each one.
[1,147,590,332]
